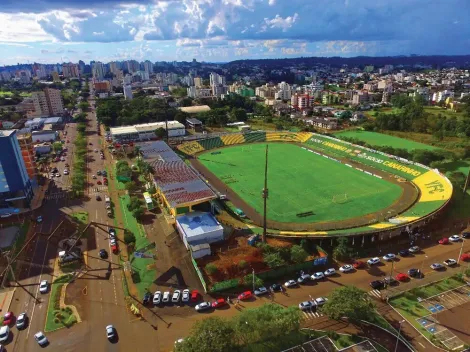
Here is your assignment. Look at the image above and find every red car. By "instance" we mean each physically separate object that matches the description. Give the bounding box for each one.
[211,298,227,308]
[238,291,252,301]
[460,253,470,262]
[438,238,449,245]
[395,273,409,282]
[353,261,365,269]
[190,290,199,302]
[97,180,102,185]
[3,312,13,325]
[111,244,118,254]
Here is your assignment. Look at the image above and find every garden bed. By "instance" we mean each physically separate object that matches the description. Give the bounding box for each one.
[45,274,78,332]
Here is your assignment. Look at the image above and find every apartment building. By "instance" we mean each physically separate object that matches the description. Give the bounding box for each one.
[17,132,37,180]
[62,63,80,78]
[352,90,369,105]
[124,85,133,100]
[31,88,64,117]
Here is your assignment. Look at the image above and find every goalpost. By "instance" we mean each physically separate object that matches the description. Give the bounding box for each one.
[332,193,348,204]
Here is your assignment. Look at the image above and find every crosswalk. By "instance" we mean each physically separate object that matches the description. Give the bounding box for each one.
[368,289,382,298]
[302,310,324,321]
[45,193,67,200]
[90,186,108,193]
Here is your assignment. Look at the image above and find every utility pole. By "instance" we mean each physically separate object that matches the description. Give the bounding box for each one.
[262,144,269,243]
[464,169,470,194]
[252,268,255,292]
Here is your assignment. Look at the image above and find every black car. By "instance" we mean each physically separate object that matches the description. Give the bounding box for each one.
[96,194,101,201]
[270,283,282,292]
[462,232,470,239]
[99,249,108,259]
[383,276,398,286]
[399,249,410,257]
[370,280,385,290]
[143,292,152,305]
[408,268,422,278]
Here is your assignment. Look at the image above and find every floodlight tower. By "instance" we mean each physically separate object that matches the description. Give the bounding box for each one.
[262,144,269,243]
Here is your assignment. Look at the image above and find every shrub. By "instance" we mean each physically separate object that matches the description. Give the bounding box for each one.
[54,318,60,324]
[205,263,219,275]
[124,231,136,244]
[238,260,247,269]
[290,245,308,264]
[263,252,286,268]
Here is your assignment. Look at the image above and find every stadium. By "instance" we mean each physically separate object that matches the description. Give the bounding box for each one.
[176,131,453,238]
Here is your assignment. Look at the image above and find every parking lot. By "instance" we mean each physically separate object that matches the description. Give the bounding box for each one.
[282,336,378,352]
[415,284,470,350]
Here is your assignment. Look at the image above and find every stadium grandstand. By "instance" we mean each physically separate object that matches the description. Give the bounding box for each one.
[138,141,217,222]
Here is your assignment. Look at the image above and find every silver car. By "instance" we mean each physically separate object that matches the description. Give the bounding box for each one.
[195,302,211,312]
[172,290,181,303]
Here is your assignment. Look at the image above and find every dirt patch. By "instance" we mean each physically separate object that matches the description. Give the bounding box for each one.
[436,301,470,344]
[64,279,88,321]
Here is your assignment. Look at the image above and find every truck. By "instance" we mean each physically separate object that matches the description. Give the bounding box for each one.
[58,250,81,264]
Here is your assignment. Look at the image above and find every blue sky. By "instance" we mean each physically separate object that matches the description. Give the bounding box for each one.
[0,0,469,65]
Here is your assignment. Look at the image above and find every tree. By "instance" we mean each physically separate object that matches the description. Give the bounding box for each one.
[333,237,354,261]
[290,245,308,263]
[233,304,301,345]
[125,181,138,193]
[229,108,248,122]
[154,127,166,139]
[128,196,143,212]
[78,101,89,111]
[52,142,63,153]
[132,207,145,220]
[205,263,218,275]
[263,252,286,268]
[243,273,263,288]
[175,317,237,352]
[124,231,136,244]
[322,286,375,322]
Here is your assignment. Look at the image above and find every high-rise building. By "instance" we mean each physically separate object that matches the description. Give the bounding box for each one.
[143,60,153,74]
[124,85,133,100]
[17,132,37,180]
[194,77,202,87]
[78,60,86,74]
[92,62,104,80]
[52,71,60,82]
[31,88,64,117]
[210,72,225,86]
[126,60,140,73]
[0,130,34,210]
[62,63,80,78]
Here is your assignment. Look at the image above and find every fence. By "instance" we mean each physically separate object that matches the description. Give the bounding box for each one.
[190,254,207,293]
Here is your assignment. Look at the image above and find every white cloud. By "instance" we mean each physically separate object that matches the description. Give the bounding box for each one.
[264,13,299,32]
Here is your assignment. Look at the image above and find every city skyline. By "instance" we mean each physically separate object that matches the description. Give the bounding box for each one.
[0,0,470,66]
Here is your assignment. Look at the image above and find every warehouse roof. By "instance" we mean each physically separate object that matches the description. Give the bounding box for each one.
[110,121,185,136]
[43,117,62,124]
[138,141,216,207]
[178,212,222,238]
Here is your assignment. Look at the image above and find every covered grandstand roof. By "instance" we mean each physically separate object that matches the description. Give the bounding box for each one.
[178,105,211,114]
[110,121,185,136]
[138,141,217,207]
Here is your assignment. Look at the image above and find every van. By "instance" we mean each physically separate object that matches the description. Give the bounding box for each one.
[105,196,110,204]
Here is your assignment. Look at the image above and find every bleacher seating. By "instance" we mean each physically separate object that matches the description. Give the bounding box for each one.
[197,137,224,151]
[296,132,314,142]
[177,141,205,155]
[243,131,266,144]
[266,132,302,142]
[221,134,246,146]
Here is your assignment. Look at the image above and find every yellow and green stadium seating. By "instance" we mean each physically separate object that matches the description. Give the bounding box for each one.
[221,134,246,146]
[197,137,224,151]
[177,141,205,155]
[244,131,266,143]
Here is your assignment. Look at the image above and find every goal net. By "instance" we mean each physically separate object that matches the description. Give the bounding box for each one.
[332,193,349,204]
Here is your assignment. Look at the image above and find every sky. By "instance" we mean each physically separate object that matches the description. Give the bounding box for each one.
[0,0,469,65]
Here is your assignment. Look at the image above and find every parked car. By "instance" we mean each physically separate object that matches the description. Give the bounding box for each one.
[63,170,69,175]
[16,312,27,329]
[370,280,385,290]
[339,264,354,273]
[297,274,311,284]
[324,268,336,276]
[162,291,171,303]
[172,290,181,303]
[108,228,116,238]
[182,289,190,302]
[383,253,396,261]
[444,259,457,266]
[97,171,102,176]
[409,246,420,253]
[449,235,461,242]
[238,291,253,300]
[39,280,49,293]
[313,297,328,306]
[367,257,380,265]
[270,283,282,292]
[254,287,268,296]
[460,253,470,262]
[438,238,449,245]
[3,313,13,326]
[34,331,48,346]
[398,249,410,257]
[0,326,9,343]
[395,273,409,282]
[142,292,151,305]
[190,290,200,302]
[284,280,298,288]
[311,272,325,280]
[106,325,116,340]
[153,291,161,305]
[195,302,212,312]
[408,268,422,278]
[430,263,445,270]
[462,232,470,239]
[299,301,315,311]
[212,298,227,308]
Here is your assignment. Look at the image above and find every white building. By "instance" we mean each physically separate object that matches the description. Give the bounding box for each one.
[209,72,226,86]
[31,130,58,143]
[143,60,153,74]
[123,85,133,100]
[92,62,104,80]
[187,87,212,98]
[31,88,64,117]
[109,121,186,142]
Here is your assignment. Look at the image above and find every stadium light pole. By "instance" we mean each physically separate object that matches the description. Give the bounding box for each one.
[262,144,269,243]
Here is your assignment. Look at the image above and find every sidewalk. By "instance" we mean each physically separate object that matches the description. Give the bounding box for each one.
[0,288,15,313]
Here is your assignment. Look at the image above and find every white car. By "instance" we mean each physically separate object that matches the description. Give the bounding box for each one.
[298,301,315,311]
[430,263,444,270]
[195,302,211,312]
[63,170,69,175]
[449,235,461,242]
[311,272,325,280]
[367,257,381,265]
[314,297,328,307]
[39,280,48,294]
[106,325,115,340]
[110,238,117,246]
[16,312,27,329]
[409,246,420,253]
[50,173,55,178]
[284,280,297,288]
[162,291,171,303]
[172,290,181,303]
[339,264,353,273]
[444,259,457,266]
[0,326,9,343]
[383,253,396,261]
[34,331,48,346]
[153,291,161,305]
[324,268,336,276]
[182,289,190,302]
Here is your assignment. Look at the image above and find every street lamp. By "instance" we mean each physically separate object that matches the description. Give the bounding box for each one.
[420,255,428,275]
[252,268,255,293]
[457,237,465,265]
[394,320,405,352]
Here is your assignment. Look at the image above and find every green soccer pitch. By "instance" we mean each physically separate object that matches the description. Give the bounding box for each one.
[198,143,403,224]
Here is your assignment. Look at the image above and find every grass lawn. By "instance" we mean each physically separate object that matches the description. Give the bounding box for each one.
[424,106,465,119]
[0,91,14,97]
[334,130,439,151]
[45,274,77,332]
[71,211,88,231]
[199,143,402,223]
[389,275,466,340]
[119,194,156,298]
